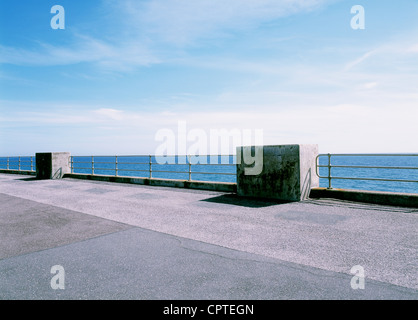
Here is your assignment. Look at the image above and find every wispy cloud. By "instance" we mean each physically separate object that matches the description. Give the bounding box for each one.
[112,0,334,45]
[0,34,160,71]
[2,1,418,155]
[344,37,418,72]
[362,82,378,89]
[408,44,418,53]
[0,0,334,70]
[344,50,377,71]
[93,108,125,121]
[1,97,417,153]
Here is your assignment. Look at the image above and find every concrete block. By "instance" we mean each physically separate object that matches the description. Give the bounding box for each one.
[36,152,71,179]
[237,144,319,202]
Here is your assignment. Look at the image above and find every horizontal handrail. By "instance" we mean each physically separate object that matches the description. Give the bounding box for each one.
[71,154,235,158]
[316,153,418,189]
[321,176,417,183]
[317,165,418,170]
[70,155,236,182]
[318,153,418,157]
[0,156,35,172]
[191,172,236,175]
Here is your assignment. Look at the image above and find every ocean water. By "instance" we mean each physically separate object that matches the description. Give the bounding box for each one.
[316,155,418,194]
[0,157,35,172]
[70,155,238,183]
[1,154,417,194]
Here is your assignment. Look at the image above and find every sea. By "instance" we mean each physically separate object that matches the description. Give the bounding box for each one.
[1,154,417,194]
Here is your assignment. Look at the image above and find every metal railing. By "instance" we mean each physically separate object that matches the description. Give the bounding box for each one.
[316,153,418,189]
[70,155,237,182]
[0,156,35,172]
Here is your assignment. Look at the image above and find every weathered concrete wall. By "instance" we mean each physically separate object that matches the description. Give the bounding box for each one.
[66,173,237,193]
[36,152,71,179]
[0,169,35,176]
[309,188,418,208]
[237,144,319,202]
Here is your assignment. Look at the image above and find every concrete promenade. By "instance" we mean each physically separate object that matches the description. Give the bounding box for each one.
[0,173,417,299]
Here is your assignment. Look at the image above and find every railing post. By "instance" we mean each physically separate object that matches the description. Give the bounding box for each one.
[149,155,152,179]
[7,157,9,170]
[18,156,21,171]
[188,155,191,181]
[327,153,332,189]
[30,156,33,172]
[92,156,95,175]
[115,156,118,177]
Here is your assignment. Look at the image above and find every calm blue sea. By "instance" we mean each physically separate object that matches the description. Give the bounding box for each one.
[1,155,417,194]
[316,155,418,194]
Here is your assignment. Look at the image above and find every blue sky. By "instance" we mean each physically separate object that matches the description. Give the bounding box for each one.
[1,0,417,156]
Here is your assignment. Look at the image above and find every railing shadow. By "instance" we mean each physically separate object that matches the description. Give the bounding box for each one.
[301,168,312,200]
[307,198,418,213]
[52,168,63,179]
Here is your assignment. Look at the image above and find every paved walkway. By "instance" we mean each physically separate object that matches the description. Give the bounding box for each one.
[0,173,417,299]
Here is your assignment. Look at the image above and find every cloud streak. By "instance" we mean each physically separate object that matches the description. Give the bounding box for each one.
[0,34,159,71]
[344,50,377,71]
[116,0,333,45]
[1,0,335,70]
[0,104,418,155]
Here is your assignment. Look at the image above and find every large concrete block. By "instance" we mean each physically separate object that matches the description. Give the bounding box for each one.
[36,152,71,179]
[237,144,319,202]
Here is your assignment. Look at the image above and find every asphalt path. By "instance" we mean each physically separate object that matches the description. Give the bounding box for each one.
[0,173,417,300]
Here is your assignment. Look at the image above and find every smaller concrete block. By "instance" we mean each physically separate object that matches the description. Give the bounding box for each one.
[36,152,71,179]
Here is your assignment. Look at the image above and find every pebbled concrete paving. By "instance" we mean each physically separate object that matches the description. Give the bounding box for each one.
[0,193,131,260]
[0,173,417,299]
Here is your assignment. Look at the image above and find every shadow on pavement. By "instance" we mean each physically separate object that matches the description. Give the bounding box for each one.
[201,193,292,208]
[16,177,39,181]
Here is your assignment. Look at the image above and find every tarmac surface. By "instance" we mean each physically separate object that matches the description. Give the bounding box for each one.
[0,173,417,300]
